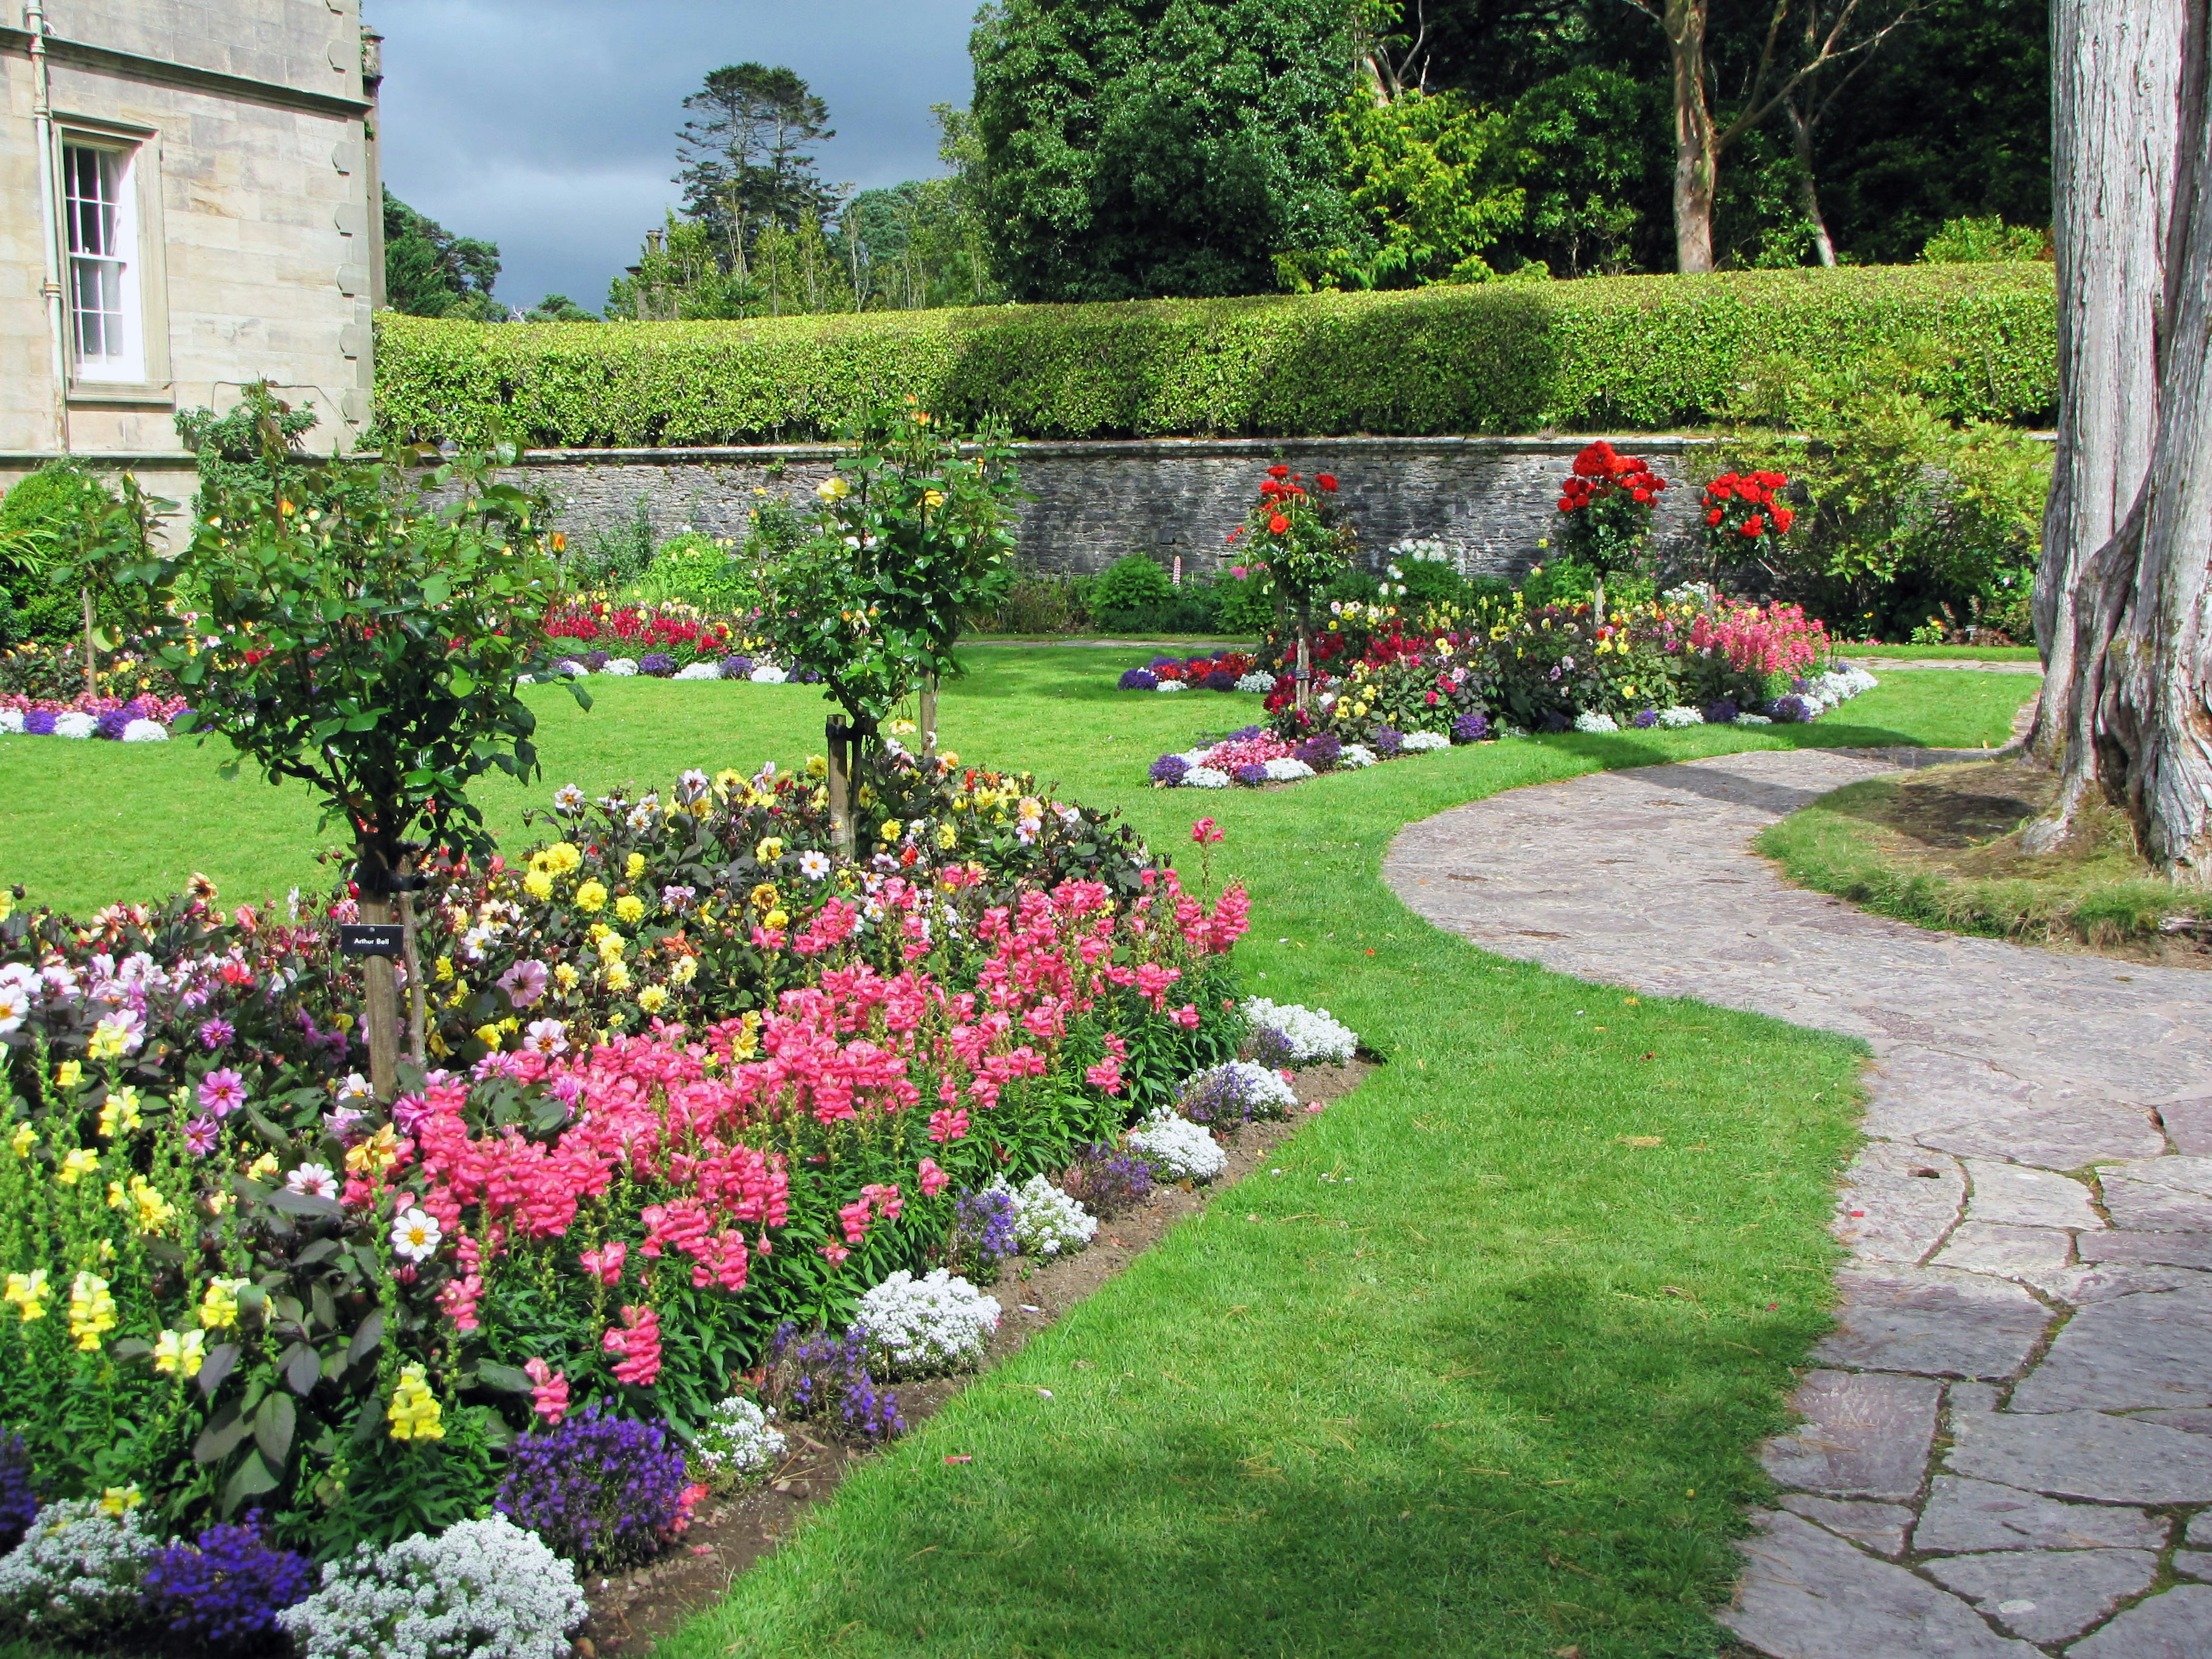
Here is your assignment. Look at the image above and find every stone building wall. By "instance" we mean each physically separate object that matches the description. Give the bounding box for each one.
[0,0,378,521]
[509,434,1714,582]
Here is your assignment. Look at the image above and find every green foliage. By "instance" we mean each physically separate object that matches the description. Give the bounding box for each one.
[1282,89,1527,291]
[639,531,764,613]
[0,464,118,650]
[758,402,1022,728]
[124,432,585,873]
[520,294,596,323]
[1211,567,1278,635]
[376,264,2057,449]
[971,572,1096,635]
[1919,216,2048,264]
[675,62,836,273]
[175,387,324,520]
[1090,554,1176,619]
[1501,67,1666,278]
[842,107,1005,312]
[574,498,657,588]
[970,0,1361,301]
[606,214,762,321]
[382,188,502,320]
[1718,340,2050,642]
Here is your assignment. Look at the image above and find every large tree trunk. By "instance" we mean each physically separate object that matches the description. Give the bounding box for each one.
[2027,0,2183,783]
[1660,0,1719,274]
[2032,0,2212,880]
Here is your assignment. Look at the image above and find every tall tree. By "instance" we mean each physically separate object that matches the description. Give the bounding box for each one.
[970,0,1359,301]
[2024,3,2180,775]
[381,188,502,318]
[1615,0,1919,271]
[675,63,834,278]
[2027,0,2207,873]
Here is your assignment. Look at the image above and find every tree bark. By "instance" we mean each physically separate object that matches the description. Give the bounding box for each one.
[2027,0,2183,784]
[2032,0,2212,880]
[1659,0,1719,274]
[1783,99,1838,266]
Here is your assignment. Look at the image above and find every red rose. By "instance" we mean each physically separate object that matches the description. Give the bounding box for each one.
[1317,474,1338,491]
[1630,487,1649,503]
[1706,508,1723,525]
[1742,515,1765,536]
[1775,507,1794,532]
[1268,513,1289,534]
[1268,464,1290,479]
[1558,497,1575,512]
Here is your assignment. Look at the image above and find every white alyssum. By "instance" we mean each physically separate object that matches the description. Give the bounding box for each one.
[53,713,97,739]
[119,719,168,742]
[997,1172,1097,1258]
[1243,997,1358,1065]
[1234,671,1276,693]
[1737,713,1774,726]
[1127,1105,1226,1182]
[1181,766,1230,789]
[1338,745,1377,768]
[1178,1059,1300,1121]
[0,711,23,733]
[1261,757,1315,782]
[1573,711,1620,733]
[551,658,588,676]
[693,1395,787,1485]
[1154,679,1187,694]
[748,663,790,684]
[0,1500,162,1641]
[854,1268,1001,1376]
[1399,730,1449,752]
[600,657,639,677]
[276,1514,586,1659]
[1657,705,1704,728]
[673,661,721,680]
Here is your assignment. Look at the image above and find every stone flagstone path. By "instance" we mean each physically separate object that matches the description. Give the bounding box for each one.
[1382,747,2212,1658]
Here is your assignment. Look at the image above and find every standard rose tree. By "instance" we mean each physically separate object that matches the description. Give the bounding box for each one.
[1554,441,1668,623]
[1228,465,1354,715]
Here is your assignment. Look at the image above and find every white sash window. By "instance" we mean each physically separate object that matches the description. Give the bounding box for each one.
[64,142,143,382]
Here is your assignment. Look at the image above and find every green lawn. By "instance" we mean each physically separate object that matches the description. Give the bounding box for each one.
[1836,641,2041,661]
[0,657,2036,1658]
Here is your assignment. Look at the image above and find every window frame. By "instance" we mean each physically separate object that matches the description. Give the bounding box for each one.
[51,117,173,406]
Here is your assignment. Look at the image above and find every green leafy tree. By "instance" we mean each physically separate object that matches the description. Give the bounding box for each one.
[970,0,1361,300]
[605,214,761,320]
[521,294,598,321]
[1282,88,1527,289]
[840,106,1005,310]
[381,188,502,319]
[675,63,835,279]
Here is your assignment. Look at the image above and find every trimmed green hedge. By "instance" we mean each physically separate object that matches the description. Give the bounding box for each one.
[374,264,2056,449]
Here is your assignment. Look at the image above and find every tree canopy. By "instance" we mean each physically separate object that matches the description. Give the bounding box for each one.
[381,188,503,319]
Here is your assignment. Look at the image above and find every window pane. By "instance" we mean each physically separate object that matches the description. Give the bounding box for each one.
[63,144,134,373]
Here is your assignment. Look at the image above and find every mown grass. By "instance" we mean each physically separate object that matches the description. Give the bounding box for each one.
[1836,642,2040,661]
[1756,755,2212,959]
[0,658,2033,1657]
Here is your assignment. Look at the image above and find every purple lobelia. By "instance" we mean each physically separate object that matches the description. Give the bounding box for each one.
[1372,725,1406,758]
[945,1185,1018,1280]
[24,710,57,736]
[1702,699,1739,725]
[638,651,678,677]
[1059,1143,1156,1217]
[719,654,755,679]
[1232,762,1268,787]
[1119,667,1158,690]
[1293,732,1342,771]
[1766,694,1813,723]
[1450,710,1491,743]
[141,1513,315,1650]
[495,1402,694,1567]
[1149,753,1189,785]
[1631,708,1660,729]
[0,1431,36,1554]
[766,1324,904,1441]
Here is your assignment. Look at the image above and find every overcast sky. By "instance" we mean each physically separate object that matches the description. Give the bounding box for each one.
[365,0,980,312]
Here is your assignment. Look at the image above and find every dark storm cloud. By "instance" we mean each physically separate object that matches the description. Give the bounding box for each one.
[365,0,979,311]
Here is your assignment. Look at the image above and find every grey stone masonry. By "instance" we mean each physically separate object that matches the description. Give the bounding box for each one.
[500,434,1713,582]
[1382,738,2212,1656]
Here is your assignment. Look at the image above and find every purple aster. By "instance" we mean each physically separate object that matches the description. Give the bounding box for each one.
[198,1067,248,1118]
[198,1016,234,1051]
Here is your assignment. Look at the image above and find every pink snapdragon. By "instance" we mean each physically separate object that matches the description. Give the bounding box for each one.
[524,1357,570,1424]
[604,1304,662,1386]
[917,1157,949,1196]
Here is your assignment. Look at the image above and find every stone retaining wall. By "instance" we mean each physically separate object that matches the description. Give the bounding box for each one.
[505,434,1714,581]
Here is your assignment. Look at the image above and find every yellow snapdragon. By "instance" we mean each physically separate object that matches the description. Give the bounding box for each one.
[56,1148,99,1186]
[153,1328,206,1378]
[96,1089,142,1140]
[3,1270,48,1322]
[67,1271,116,1350]
[387,1365,444,1441]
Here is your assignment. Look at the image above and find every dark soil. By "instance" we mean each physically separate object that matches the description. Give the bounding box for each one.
[575,1058,1376,1658]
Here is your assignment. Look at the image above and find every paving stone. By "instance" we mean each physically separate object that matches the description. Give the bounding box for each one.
[1918,1099,2169,1170]
[1777,1493,1914,1556]
[1836,1142,1964,1264]
[2101,1177,2212,1232]
[1722,1511,2039,1659]
[2067,1584,2212,1658]
[2137,1409,2212,1437]
[2023,1263,2211,1304]
[1946,1405,2212,1503]
[1760,1370,1942,1501]
[2078,1231,2212,1270]
[1912,1476,2166,1552]
[2161,1098,2212,1156]
[1933,1222,2075,1278]
[2176,1551,2212,1582]
[1812,1265,2050,1378]
[2190,1512,2212,1548]
[2012,1284,2212,1412]
[1922,1548,2158,1645]
[2104,1156,2212,1196]
[1964,1158,2105,1230]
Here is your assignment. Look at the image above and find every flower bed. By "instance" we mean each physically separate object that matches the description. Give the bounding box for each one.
[0,694,186,743]
[0,750,1317,1621]
[1118,651,1264,695]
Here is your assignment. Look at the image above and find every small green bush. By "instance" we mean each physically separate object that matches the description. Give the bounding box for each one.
[0,463,123,650]
[1092,554,1176,617]
[374,264,2057,449]
[1212,569,1278,635]
[973,573,1095,635]
[1920,217,2048,265]
[640,531,764,613]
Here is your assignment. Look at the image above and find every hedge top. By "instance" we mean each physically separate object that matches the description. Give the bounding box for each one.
[374,264,2056,451]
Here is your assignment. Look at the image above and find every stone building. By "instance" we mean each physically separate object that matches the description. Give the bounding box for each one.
[0,0,380,510]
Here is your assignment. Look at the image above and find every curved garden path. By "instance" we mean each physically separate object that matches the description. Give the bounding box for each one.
[1383,747,2212,1658]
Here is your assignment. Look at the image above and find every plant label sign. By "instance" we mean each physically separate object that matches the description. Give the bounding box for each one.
[337,924,405,961]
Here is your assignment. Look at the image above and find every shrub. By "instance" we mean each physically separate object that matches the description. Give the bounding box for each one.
[690,1396,786,1490]
[1921,217,2047,264]
[1090,554,1176,620]
[853,1268,1001,1378]
[141,1516,316,1651]
[494,1404,695,1569]
[1126,1107,1226,1183]
[0,1498,161,1642]
[373,266,2059,449]
[275,1514,588,1659]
